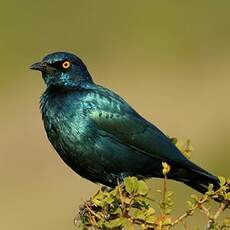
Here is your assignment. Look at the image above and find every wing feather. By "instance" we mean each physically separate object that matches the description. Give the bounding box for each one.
[86,86,215,179]
[86,87,185,162]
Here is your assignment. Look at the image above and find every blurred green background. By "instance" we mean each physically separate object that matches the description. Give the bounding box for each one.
[1,1,230,229]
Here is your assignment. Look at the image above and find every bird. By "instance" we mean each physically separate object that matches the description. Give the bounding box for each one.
[30,51,220,194]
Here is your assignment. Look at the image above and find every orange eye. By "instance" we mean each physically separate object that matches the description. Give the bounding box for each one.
[62,61,71,69]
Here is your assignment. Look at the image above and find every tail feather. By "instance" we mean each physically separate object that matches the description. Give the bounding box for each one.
[182,169,221,199]
[184,178,220,195]
[171,158,221,195]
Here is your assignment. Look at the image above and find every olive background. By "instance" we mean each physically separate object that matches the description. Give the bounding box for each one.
[1,1,230,229]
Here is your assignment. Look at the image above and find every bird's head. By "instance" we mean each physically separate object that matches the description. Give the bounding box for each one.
[30,52,93,88]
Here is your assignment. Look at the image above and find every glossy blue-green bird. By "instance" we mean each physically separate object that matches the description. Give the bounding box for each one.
[31,52,220,194]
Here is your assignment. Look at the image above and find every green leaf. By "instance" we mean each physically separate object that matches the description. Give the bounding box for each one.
[145,215,156,224]
[133,209,146,221]
[124,197,132,204]
[104,194,114,204]
[166,191,174,197]
[186,201,193,208]
[137,180,149,195]
[167,201,174,207]
[146,207,155,216]
[208,183,214,191]
[97,219,104,228]
[206,184,215,196]
[92,190,104,206]
[218,176,226,186]
[111,207,122,215]
[124,177,138,194]
[133,196,149,207]
[225,192,230,200]
[224,217,230,227]
[77,221,86,230]
[227,177,230,184]
[104,217,124,228]
[122,218,134,230]
[162,217,172,225]
[165,208,172,215]
[190,194,199,202]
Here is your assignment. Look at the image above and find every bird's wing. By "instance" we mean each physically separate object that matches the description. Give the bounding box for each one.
[86,86,207,175]
[86,86,218,180]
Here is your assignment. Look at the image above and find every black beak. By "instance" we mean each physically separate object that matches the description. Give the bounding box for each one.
[30,62,47,71]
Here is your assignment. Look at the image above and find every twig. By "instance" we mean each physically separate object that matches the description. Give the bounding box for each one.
[162,175,167,207]
[199,203,210,216]
[85,203,102,221]
[171,196,208,226]
[117,179,125,209]
[181,219,189,230]
[205,202,228,230]
[214,203,227,220]
[171,205,197,226]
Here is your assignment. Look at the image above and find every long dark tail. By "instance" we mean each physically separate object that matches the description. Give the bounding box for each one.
[171,160,221,196]
[183,174,220,195]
